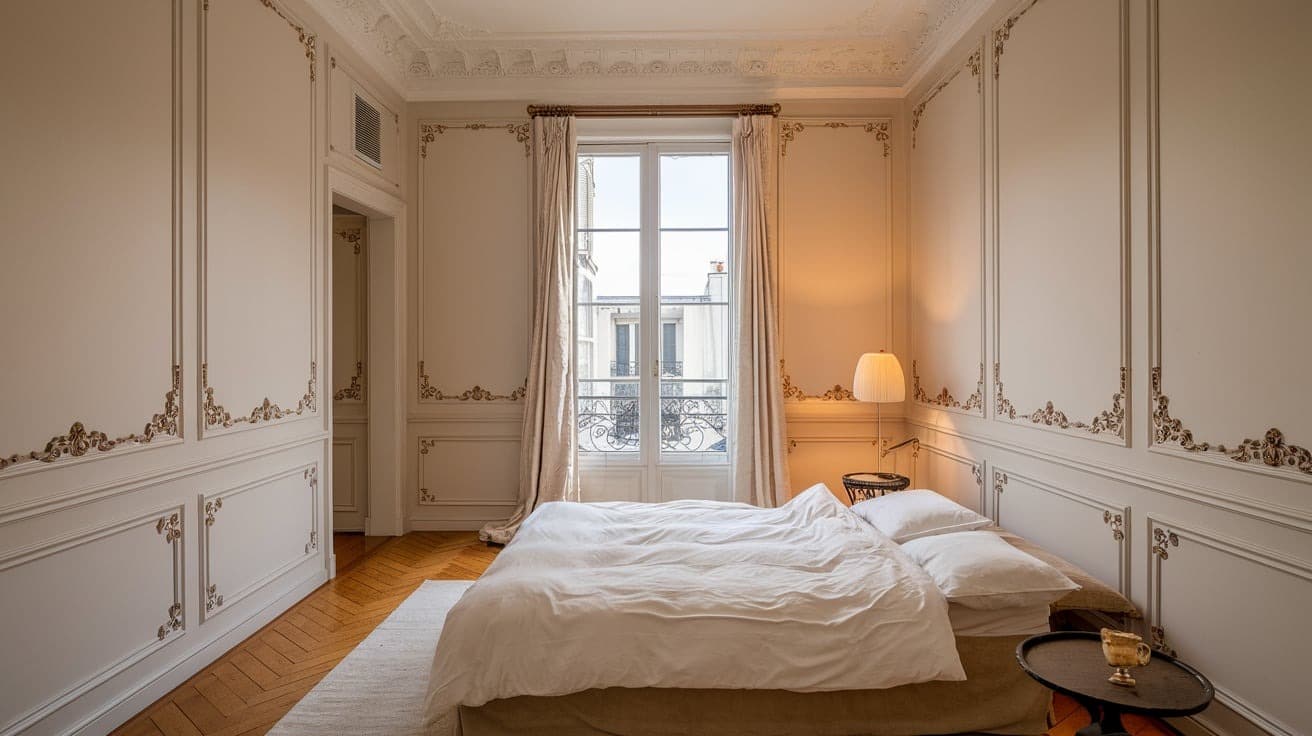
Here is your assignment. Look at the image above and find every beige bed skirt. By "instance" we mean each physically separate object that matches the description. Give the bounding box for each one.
[457,635,1050,736]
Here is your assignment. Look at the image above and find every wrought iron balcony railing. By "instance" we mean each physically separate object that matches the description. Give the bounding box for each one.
[577,392,726,453]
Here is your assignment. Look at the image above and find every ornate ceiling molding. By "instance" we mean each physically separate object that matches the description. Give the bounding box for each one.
[1151,367,1310,476]
[994,363,1126,438]
[1,365,182,472]
[318,0,989,99]
[202,362,318,430]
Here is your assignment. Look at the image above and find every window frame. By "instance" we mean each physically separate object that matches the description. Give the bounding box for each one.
[574,140,733,469]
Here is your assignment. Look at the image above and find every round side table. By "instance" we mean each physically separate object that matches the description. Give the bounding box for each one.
[1017,631,1214,736]
[841,472,910,504]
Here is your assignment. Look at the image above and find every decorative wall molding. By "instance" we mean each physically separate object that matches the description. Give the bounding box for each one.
[202,362,318,429]
[199,465,319,622]
[417,362,527,402]
[993,364,1127,438]
[1150,369,1310,477]
[1145,4,1309,483]
[2,3,184,478]
[992,466,1130,594]
[2,366,182,473]
[913,360,984,414]
[156,512,182,544]
[911,46,982,148]
[1145,513,1312,734]
[779,120,890,158]
[334,361,365,401]
[990,0,1130,445]
[419,121,530,158]
[991,0,1042,79]
[417,435,520,506]
[0,505,185,735]
[334,227,363,255]
[200,0,319,439]
[918,443,985,512]
[780,361,856,402]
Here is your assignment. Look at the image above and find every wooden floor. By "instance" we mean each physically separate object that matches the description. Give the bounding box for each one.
[114,531,1174,736]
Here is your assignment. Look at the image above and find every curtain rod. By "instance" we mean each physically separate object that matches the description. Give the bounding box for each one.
[527,104,780,118]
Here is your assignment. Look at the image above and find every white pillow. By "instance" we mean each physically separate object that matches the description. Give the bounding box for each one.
[900,531,1079,610]
[849,489,991,542]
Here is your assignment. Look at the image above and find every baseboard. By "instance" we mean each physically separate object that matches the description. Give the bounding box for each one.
[71,568,329,736]
[1171,697,1283,736]
[407,518,499,532]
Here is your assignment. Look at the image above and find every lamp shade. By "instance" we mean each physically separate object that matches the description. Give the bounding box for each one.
[852,351,906,403]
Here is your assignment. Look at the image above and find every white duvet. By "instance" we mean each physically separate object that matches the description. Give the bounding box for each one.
[423,484,965,722]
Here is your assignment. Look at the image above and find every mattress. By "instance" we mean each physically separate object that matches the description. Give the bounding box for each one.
[948,601,1052,637]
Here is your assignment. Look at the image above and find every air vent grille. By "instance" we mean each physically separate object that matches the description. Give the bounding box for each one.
[353,93,382,169]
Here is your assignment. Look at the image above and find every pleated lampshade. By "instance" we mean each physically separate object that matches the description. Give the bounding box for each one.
[852,351,906,403]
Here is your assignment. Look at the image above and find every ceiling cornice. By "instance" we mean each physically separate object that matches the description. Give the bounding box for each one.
[315,0,991,102]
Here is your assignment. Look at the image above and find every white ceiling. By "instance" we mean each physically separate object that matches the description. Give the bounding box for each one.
[314,0,989,101]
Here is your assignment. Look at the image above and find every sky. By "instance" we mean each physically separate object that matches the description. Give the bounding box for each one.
[580,153,729,300]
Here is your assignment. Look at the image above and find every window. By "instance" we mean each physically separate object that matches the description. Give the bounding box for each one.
[575,143,731,463]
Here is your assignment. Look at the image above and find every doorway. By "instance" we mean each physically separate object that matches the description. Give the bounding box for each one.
[331,204,369,532]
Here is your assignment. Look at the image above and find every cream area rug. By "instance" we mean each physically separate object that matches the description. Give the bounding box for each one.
[268,580,471,736]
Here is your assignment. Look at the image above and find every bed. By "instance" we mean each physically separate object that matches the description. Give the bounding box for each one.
[423,486,1135,736]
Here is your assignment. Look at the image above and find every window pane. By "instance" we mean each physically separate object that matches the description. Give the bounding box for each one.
[579,379,640,453]
[661,380,727,453]
[658,304,727,380]
[580,232,640,300]
[660,154,729,229]
[578,154,639,229]
[576,305,640,381]
[660,231,729,299]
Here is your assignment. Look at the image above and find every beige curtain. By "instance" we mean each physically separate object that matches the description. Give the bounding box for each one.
[731,114,792,507]
[480,116,578,544]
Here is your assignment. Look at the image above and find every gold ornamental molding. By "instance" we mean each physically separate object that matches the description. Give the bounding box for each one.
[335,228,363,255]
[994,364,1126,438]
[206,583,224,613]
[911,48,982,148]
[912,360,984,414]
[202,362,318,429]
[156,513,182,544]
[335,361,365,402]
[780,361,856,402]
[779,120,891,158]
[418,361,527,402]
[1107,511,1128,540]
[992,0,1043,80]
[1,365,182,472]
[1151,527,1178,560]
[157,602,183,641]
[204,498,222,527]
[208,0,319,82]
[1150,367,1310,476]
[419,121,531,158]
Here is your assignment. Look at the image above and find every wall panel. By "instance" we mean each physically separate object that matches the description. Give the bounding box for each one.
[909,48,985,416]
[199,465,320,623]
[0,507,183,735]
[778,118,893,400]
[201,0,318,436]
[992,0,1128,443]
[1148,0,1312,482]
[415,121,531,404]
[0,0,180,477]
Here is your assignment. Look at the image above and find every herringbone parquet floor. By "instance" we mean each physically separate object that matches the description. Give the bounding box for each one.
[112,531,1172,736]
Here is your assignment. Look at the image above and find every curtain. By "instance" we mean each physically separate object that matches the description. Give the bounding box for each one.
[480,115,578,544]
[731,114,792,507]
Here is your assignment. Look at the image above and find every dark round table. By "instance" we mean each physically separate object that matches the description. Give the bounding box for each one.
[1017,632,1214,736]
[840,472,910,504]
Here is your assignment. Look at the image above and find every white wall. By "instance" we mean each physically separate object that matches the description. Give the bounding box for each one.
[905,1,1311,734]
[0,1,403,733]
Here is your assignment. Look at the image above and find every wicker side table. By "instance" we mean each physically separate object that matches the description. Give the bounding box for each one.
[840,472,911,504]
